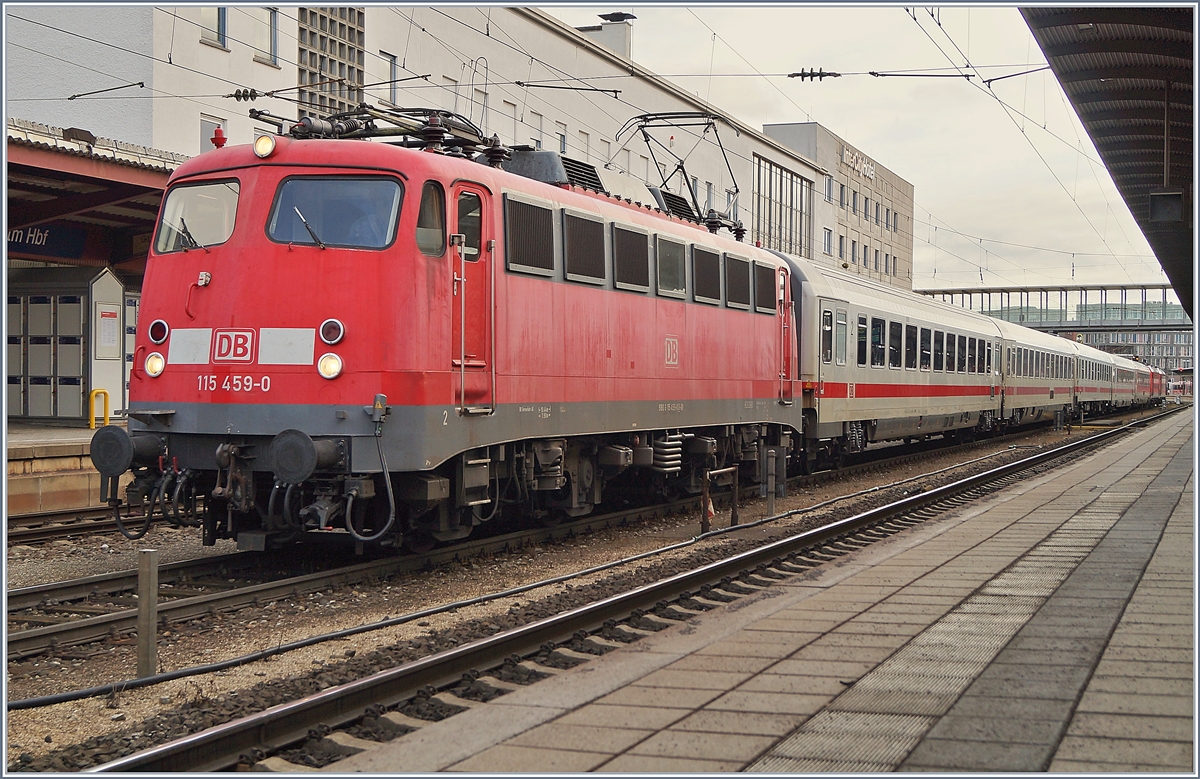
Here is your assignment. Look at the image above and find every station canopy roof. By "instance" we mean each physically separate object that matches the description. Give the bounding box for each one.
[1022,7,1194,319]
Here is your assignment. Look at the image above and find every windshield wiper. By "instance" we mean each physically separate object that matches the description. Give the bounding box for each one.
[293,207,326,249]
[171,217,210,253]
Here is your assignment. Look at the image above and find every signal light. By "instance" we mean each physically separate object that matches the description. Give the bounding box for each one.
[233,88,259,101]
[148,319,169,344]
[319,318,345,345]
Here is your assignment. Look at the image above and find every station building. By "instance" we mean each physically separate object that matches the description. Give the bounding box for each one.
[5,5,914,423]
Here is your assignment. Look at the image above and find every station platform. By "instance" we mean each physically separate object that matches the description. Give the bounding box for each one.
[6,420,110,514]
[332,411,1194,773]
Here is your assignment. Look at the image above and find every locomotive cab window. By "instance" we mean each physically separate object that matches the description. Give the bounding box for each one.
[656,237,686,298]
[267,176,402,249]
[457,192,482,261]
[416,181,446,256]
[156,179,240,253]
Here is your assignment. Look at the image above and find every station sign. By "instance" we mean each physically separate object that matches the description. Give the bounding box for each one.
[7,225,88,260]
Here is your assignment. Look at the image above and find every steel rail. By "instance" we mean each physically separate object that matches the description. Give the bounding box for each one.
[6,413,1156,660]
[89,408,1178,773]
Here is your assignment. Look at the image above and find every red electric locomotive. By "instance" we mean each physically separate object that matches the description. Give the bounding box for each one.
[91,108,802,550]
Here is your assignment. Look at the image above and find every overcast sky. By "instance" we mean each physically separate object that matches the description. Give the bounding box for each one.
[543,5,1170,295]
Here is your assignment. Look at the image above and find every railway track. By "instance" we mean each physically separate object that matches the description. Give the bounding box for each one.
[15,406,1181,771]
[4,429,1031,661]
[6,507,135,545]
[6,407,1167,662]
[87,406,1181,772]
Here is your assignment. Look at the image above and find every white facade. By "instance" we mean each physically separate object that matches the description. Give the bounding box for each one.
[764,123,915,290]
[7,6,915,275]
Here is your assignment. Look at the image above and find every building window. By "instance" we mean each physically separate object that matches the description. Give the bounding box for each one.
[875,202,881,225]
[200,7,227,47]
[556,121,568,155]
[839,184,846,208]
[530,112,543,149]
[825,175,834,202]
[252,7,278,64]
[752,155,812,257]
[885,207,891,229]
[851,240,857,264]
[381,51,398,104]
[884,253,890,275]
[863,244,869,266]
[705,181,714,213]
[874,248,879,270]
[726,189,738,220]
[199,114,226,153]
[838,235,844,259]
[851,191,858,215]
[823,228,833,255]
[297,7,365,117]
[863,196,869,218]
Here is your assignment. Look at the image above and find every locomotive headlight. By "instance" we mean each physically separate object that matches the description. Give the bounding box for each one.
[317,352,343,379]
[145,352,166,377]
[253,134,277,158]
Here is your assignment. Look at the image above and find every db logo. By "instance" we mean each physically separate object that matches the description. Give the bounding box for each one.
[664,335,679,367]
[213,330,254,362]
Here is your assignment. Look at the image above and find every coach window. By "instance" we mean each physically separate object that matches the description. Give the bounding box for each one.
[870,318,885,366]
[957,335,968,372]
[967,338,977,373]
[458,192,482,260]
[835,310,848,365]
[821,310,833,363]
[656,237,686,298]
[946,333,957,372]
[904,324,917,369]
[857,315,868,366]
[415,181,446,256]
[987,343,993,374]
[888,321,902,368]
[933,330,944,371]
[920,328,932,370]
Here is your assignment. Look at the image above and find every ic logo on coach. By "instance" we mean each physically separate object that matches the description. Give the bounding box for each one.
[213,330,255,362]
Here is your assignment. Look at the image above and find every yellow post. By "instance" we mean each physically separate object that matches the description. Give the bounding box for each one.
[89,389,110,429]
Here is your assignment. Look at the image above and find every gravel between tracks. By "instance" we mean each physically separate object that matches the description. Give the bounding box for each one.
[5,422,1130,770]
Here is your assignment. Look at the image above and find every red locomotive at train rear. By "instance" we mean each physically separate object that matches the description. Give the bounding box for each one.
[91,109,801,551]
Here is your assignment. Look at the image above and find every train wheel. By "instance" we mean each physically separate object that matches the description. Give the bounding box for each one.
[403,530,436,554]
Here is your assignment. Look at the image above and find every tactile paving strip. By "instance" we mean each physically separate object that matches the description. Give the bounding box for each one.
[747,485,1139,771]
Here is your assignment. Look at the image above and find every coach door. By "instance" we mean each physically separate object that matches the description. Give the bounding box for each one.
[778,267,794,404]
[451,184,493,414]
